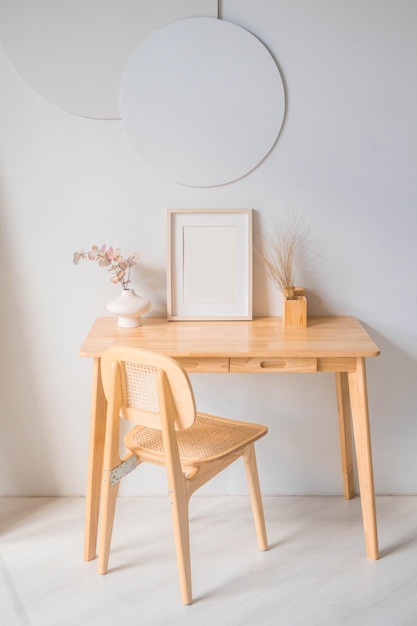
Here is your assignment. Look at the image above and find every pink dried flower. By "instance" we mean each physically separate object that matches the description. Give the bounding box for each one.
[73,244,139,289]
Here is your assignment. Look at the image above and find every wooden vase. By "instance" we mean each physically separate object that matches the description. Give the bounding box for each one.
[283,287,307,328]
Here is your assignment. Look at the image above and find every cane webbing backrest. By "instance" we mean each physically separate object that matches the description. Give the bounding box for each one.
[101,347,196,430]
[124,362,160,414]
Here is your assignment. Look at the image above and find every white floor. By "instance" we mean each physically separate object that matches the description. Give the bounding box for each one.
[1,495,417,626]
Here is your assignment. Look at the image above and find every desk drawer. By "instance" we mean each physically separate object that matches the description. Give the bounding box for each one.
[176,357,229,373]
[230,357,317,373]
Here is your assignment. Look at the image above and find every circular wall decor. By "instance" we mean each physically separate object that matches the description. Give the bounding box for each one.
[121,17,285,187]
[0,1,218,119]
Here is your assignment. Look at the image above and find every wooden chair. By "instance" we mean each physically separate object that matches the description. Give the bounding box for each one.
[98,346,268,605]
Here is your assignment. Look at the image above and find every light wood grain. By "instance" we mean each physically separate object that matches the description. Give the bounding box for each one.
[336,372,355,500]
[79,316,380,360]
[230,356,317,373]
[283,296,307,327]
[97,347,268,604]
[83,358,106,561]
[348,357,379,559]
[79,315,380,564]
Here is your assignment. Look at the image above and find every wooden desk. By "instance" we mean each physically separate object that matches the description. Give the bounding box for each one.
[79,316,380,561]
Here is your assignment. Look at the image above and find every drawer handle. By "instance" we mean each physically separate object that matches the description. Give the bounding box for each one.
[182,361,200,370]
[260,360,287,369]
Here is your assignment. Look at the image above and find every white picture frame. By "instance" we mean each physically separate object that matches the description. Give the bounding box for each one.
[167,209,253,320]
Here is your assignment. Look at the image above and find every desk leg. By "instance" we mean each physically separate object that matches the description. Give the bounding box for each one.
[335,372,355,499]
[84,358,107,561]
[348,358,379,560]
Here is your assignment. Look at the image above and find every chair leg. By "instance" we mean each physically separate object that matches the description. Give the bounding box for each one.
[243,444,268,551]
[169,486,192,604]
[97,480,120,574]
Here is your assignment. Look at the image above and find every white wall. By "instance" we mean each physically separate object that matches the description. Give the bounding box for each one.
[1,1,416,497]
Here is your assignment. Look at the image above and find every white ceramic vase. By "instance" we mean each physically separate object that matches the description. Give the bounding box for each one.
[106,288,151,328]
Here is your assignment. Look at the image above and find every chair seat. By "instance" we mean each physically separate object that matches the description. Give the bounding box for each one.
[125,412,267,466]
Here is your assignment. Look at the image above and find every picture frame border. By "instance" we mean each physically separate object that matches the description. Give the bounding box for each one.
[167,208,253,321]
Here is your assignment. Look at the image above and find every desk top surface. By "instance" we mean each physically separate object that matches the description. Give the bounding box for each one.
[79,316,380,359]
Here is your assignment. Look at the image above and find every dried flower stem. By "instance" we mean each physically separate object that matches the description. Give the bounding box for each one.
[73,244,139,289]
[256,214,311,299]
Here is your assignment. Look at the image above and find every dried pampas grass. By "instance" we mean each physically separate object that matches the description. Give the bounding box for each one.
[256,213,312,299]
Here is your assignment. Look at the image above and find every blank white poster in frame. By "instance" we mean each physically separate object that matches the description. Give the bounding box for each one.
[167,209,253,320]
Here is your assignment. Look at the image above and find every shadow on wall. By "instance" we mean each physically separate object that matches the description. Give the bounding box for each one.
[362,326,417,495]
[0,188,58,497]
